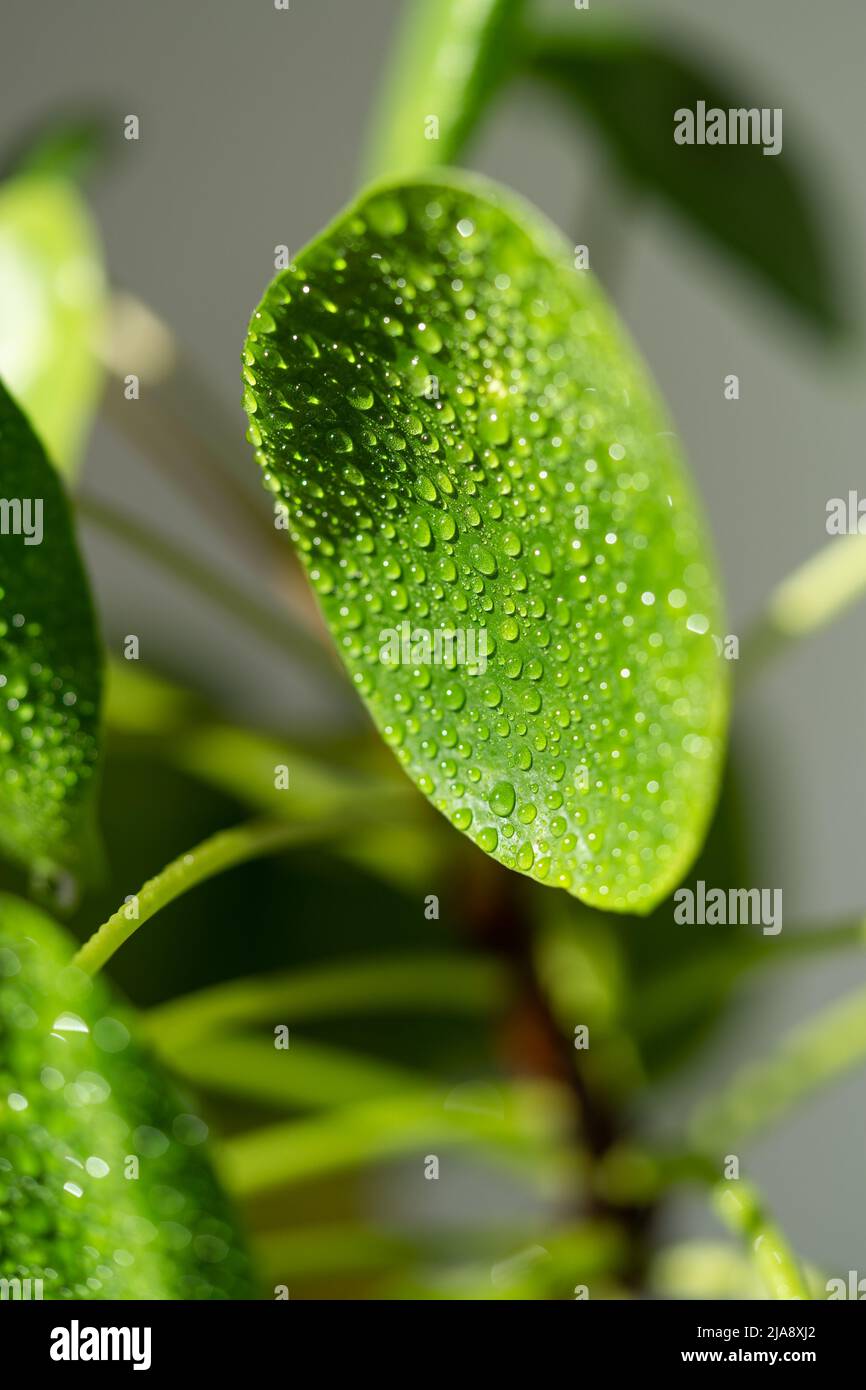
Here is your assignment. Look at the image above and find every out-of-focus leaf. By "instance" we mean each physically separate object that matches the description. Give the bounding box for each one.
[650,1241,763,1300]
[244,172,728,912]
[741,533,866,682]
[363,0,527,180]
[0,173,105,475]
[0,894,255,1299]
[104,657,200,736]
[692,977,866,1153]
[0,380,102,880]
[529,24,845,339]
[219,1080,569,1196]
[159,1034,424,1110]
[143,953,508,1051]
[0,111,114,186]
[712,1180,809,1300]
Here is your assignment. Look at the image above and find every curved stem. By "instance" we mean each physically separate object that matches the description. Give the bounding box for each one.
[73,817,350,976]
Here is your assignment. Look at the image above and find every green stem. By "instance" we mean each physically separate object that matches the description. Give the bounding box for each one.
[739,533,866,683]
[78,492,344,691]
[712,1180,810,1300]
[73,817,350,976]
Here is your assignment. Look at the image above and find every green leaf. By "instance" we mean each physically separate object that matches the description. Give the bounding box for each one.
[529,24,845,339]
[0,894,255,1299]
[691,976,866,1153]
[0,172,106,476]
[143,953,507,1052]
[219,1080,565,1197]
[0,379,102,879]
[159,1034,425,1111]
[712,1180,810,1300]
[363,0,527,181]
[0,111,114,187]
[243,173,728,912]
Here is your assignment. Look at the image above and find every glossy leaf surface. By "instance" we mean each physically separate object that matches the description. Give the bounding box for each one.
[244,173,728,911]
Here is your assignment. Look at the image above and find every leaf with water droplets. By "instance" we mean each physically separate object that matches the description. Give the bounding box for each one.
[0,172,106,477]
[0,379,102,880]
[243,173,729,913]
[0,893,255,1299]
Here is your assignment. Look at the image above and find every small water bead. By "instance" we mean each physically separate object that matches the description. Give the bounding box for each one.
[476,826,498,853]
[488,781,516,817]
[416,475,438,502]
[470,545,497,577]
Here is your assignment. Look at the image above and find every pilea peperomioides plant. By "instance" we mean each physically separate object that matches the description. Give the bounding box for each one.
[0,0,861,1304]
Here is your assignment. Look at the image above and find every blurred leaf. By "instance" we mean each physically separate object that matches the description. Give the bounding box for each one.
[0,111,114,186]
[0,380,102,881]
[143,953,508,1051]
[650,1241,763,1300]
[0,893,255,1298]
[244,172,728,912]
[380,1222,626,1300]
[159,1034,424,1110]
[0,172,105,475]
[104,657,200,736]
[363,0,527,180]
[634,915,866,1048]
[255,1218,622,1293]
[219,1080,570,1197]
[169,722,406,825]
[529,23,845,339]
[712,1180,809,1300]
[741,533,866,682]
[692,975,866,1153]
[254,1223,418,1284]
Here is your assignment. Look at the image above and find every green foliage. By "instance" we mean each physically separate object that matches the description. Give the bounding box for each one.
[0,172,105,475]
[244,172,728,912]
[0,894,255,1299]
[363,0,527,179]
[0,380,102,880]
[0,112,114,187]
[529,23,844,339]
[0,0,859,1304]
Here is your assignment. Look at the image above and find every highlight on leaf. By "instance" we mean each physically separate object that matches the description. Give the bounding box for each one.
[0,170,106,476]
[243,172,729,913]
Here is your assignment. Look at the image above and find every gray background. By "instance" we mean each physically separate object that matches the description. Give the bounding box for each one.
[2,0,865,1279]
